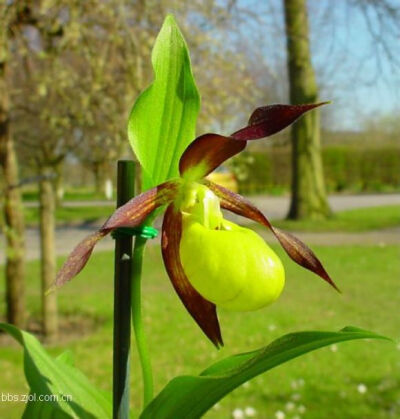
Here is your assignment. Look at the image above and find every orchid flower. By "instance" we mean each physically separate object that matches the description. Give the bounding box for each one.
[54,103,338,347]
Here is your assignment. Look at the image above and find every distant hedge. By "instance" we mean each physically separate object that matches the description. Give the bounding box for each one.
[238,147,400,195]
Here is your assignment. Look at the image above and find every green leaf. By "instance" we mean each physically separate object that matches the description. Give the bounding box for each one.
[128,14,200,191]
[57,350,75,367]
[0,323,111,419]
[141,326,390,419]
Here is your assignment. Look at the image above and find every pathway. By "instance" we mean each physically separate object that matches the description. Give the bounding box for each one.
[1,194,399,263]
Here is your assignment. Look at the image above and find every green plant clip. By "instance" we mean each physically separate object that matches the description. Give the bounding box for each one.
[111,226,159,240]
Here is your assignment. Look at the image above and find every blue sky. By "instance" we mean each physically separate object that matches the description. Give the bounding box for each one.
[234,0,400,131]
[309,0,400,130]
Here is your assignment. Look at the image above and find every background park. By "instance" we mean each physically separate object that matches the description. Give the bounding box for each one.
[0,1,399,418]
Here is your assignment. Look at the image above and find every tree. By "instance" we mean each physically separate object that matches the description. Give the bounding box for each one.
[12,3,78,339]
[284,0,331,219]
[0,2,27,328]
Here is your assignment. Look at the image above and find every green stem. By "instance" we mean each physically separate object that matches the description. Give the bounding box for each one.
[131,235,154,408]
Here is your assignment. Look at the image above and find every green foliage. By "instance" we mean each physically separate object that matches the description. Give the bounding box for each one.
[128,15,200,191]
[19,204,400,231]
[238,147,400,195]
[323,146,400,192]
[4,11,395,418]
[20,203,400,232]
[23,205,113,227]
[141,327,388,418]
[0,323,111,419]
[22,188,108,202]
[270,205,400,232]
[0,245,398,418]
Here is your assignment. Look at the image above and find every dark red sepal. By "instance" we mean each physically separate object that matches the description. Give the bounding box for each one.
[179,103,327,180]
[161,204,223,347]
[205,180,340,292]
[53,180,180,289]
[104,179,180,230]
[52,230,108,290]
[232,103,328,140]
[179,133,246,180]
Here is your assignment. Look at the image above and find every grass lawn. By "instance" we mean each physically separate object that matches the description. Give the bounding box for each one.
[23,204,400,231]
[22,188,109,202]
[0,243,399,418]
[270,205,400,232]
[24,205,113,227]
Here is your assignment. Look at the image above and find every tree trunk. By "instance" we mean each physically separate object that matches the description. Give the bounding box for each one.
[53,162,64,207]
[0,59,26,327]
[284,0,331,219]
[39,170,58,340]
[93,161,104,196]
[93,161,113,199]
[104,160,113,200]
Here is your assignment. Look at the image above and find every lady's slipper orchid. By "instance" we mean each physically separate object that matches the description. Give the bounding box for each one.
[179,184,285,312]
[54,103,339,347]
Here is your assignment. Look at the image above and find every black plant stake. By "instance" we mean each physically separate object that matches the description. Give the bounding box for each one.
[112,160,135,418]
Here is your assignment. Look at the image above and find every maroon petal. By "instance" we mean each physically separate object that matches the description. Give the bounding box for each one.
[179,103,327,180]
[52,231,108,290]
[54,180,180,289]
[231,103,328,140]
[161,204,223,347]
[205,180,339,292]
[179,133,246,180]
[104,179,180,230]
